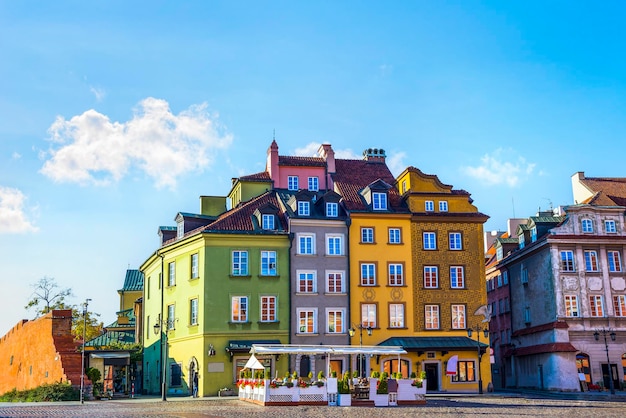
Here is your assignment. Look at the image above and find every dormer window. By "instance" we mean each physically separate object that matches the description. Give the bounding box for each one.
[288,176,299,191]
[308,177,319,192]
[531,227,537,242]
[373,192,388,210]
[262,214,275,230]
[581,219,593,233]
[298,201,310,216]
[326,202,338,217]
[176,221,184,239]
[518,233,525,249]
[496,246,503,261]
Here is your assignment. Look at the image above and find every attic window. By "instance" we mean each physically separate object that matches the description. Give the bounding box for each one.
[176,221,184,239]
[262,214,275,230]
[298,201,310,216]
[372,192,387,210]
[581,219,593,233]
[326,202,338,217]
[518,233,525,249]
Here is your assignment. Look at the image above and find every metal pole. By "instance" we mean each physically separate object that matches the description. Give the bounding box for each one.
[80,298,91,404]
[162,327,167,401]
[477,331,483,395]
[603,332,615,395]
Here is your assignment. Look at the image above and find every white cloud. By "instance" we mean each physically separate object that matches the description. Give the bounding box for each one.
[89,85,106,102]
[40,98,233,189]
[386,151,407,177]
[12,152,21,160]
[461,149,536,187]
[294,142,361,160]
[0,186,38,234]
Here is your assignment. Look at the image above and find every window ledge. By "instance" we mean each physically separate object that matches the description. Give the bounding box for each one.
[295,292,319,296]
[258,321,280,325]
[258,275,280,279]
[228,321,250,325]
[229,274,252,279]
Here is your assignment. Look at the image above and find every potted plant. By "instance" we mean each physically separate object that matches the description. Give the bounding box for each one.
[337,377,351,406]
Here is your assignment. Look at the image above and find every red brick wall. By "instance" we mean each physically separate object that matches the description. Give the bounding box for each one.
[0,310,85,394]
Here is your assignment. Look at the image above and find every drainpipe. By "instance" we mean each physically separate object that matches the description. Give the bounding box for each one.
[159,252,166,401]
[345,215,352,373]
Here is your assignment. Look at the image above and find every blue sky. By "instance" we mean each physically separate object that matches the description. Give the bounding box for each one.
[2,1,625,336]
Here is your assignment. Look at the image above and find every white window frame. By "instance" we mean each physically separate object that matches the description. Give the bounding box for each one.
[297,271,316,293]
[361,227,374,243]
[308,176,319,192]
[605,220,617,233]
[168,262,176,286]
[288,176,299,191]
[360,263,376,286]
[581,219,593,233]
[425,305,439,330]
[425,200,434,212]
[589,295,604,317]
[297,234,315,255]
[389,228,401,244]
[326,309,345,333]
[326,271,344,293]
[372,192,388,210]
[560,250,575,272]
[167,304,176,330]
[564,295,579,317]
[191,253,199,279]
[261,250,277,276]
[608,250,622,272]
[326,202,338,217]
[424,266,439,288]
[451,304,466,329]
[450,266,465,288]
[232,250,249,276]
[389,304,404,328]
[361,304,377,328]
[297,308,317,334]
[260,295,277,322]
[388,263,404,286]
[231,296,248,323]
[262,214,275,230]
[449,232,462,250]
[423,232,436,250]
[176,222,184,239]
[297,201,310,216]
[439,201,448,212]
[326,234,344,256]
[190,298,198,326]
[584,250,599,272]
[614,295,626,317]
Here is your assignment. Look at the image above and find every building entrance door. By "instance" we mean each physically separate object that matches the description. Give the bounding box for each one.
[601,363,619,390]
[424,363,439,391]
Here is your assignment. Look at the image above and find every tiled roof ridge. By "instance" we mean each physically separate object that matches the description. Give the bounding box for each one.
[278,155,326,166]
[238,171,272,181]
[207,190,286,232]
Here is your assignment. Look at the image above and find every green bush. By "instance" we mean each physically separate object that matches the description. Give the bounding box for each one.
[0,383,79,402]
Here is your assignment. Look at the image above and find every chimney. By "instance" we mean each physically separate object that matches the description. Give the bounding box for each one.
[266,140,279,181]
[362,148,386,163]
[318,143,335,173]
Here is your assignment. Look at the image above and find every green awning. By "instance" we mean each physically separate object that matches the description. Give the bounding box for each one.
[226,339,282,354]
[378,336,488,352]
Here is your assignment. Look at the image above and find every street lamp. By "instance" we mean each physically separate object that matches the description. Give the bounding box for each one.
[80,298,91,404]
[153,319,170,401]
[594,328,617,395]
[467,325,489,394]
[349,324,373,378]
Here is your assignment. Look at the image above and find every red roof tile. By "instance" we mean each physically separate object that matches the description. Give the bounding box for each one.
[207,191,287,232]
[580,177,626,206]
[238,171,272,182]
[333,159,407,212]
[278,155,326,167]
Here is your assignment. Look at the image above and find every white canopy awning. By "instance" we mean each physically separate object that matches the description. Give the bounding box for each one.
[89,352,130,359]
[250,344,407,356]
[243,354,266,370]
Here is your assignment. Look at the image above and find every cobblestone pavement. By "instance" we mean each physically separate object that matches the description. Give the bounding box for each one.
[0,394,625,418]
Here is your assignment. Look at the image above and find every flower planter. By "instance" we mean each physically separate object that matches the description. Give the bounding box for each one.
[397,378,427,402]
[267,384,297,403]
[298,384,327,403]
[338,393,352,406]
[218,389,235,397]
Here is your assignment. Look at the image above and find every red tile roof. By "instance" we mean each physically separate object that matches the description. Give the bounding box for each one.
[580,176,626,206]
[333,159,407,212]
[278,155,326,167]
[207,191,287,232]
[238,171,272,182]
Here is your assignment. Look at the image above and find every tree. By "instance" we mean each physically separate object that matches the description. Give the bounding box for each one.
[25,276,73,316]
[72,308,103,342]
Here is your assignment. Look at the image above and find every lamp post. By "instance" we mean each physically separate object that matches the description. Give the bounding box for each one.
[594,328,617,395]
[80,298,91,404]
[154,319,169,401]
[467,325,488,394]
[349,324,373,378]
